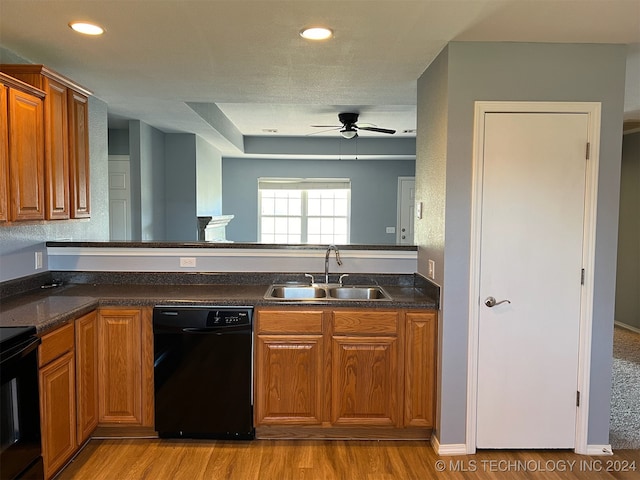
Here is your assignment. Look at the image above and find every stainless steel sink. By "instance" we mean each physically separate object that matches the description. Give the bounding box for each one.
[265,284,391,301]
[327,286,391,300]
[266,285,327,299]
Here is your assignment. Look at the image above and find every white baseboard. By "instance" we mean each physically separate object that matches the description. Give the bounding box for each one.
[430,434,468,456]
[614,321,640,334]
[585,444,613,456]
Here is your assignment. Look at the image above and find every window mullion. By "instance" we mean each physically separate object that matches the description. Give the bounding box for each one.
[301,189,308,243]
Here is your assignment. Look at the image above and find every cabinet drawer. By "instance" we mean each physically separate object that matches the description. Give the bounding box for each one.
[39,322,74,367]
[332,310,398,335]
[257,310,324,334]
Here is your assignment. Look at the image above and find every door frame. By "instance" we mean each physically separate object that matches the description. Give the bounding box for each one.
[466,101,601,455]
[396,176,415,244]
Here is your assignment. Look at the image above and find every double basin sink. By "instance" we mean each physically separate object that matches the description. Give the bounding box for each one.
[265,284,391,301]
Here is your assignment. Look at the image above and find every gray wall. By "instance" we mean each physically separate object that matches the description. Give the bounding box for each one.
[416,42,626,446]
[165,134,197,240]
[196,136,222,217]
[222,157,416,244]
[129,121,166,241]
[615,132,640,329]
[0,93,110,281]
[115,125,225,241]
[416,45,449,436]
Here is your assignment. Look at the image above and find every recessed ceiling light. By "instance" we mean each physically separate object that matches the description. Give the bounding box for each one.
[69,22,105,36]
[299,27,333,41]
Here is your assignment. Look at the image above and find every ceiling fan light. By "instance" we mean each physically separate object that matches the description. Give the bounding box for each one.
[300,27,333,41]
[340,129,357,139]
[69,22,104,35]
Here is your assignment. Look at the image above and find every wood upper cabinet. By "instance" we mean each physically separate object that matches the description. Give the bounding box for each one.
[43,77,70,219]
[4,77,45,221]
[98,307,154,426]
[404,311,437,428]
[38,322,76,480]
[0,84,8,222]
[0,64,91,220]
[68,91,90,218]
[255,309,325,425]
[75,310,99,444]
[331,310,401,427]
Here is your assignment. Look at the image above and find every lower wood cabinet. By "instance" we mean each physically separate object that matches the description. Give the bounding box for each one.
[254,307,437,439]
[75,311,99,444]
[38,311,101,479]
[331,335,399,426]
[255,310,325,425]
[404,311,437,428]
[39,323,76,480]
[97,307,154,427]
[37,307,153,478]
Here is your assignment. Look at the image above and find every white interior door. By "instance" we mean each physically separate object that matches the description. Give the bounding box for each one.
[476,112,589,449]
[108,157,132,241]
[397,177,415,244]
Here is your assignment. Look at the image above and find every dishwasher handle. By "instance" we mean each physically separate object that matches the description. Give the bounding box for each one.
[181,326,250,334]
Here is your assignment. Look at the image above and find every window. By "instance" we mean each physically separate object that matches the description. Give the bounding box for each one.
[259,178,350,244]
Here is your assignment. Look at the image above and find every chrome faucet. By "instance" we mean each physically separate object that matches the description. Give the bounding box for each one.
[324,245,342,284]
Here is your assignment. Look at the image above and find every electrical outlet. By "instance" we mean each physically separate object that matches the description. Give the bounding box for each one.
[428,259,435,280]
[35,251,43,270]
[180,257,197,268]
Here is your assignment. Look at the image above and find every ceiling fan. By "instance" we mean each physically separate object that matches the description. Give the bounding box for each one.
[311,112,396,139]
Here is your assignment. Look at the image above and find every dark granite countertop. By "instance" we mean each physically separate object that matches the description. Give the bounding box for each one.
[0,273,438,335]
[46,241,417,251]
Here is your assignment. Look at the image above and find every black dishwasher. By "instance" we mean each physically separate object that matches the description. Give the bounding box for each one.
[153,306,254,440]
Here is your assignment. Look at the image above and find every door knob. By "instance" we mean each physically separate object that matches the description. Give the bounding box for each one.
[485,296,511,307]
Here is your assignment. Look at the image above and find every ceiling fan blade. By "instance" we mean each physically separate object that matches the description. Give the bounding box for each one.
[306,127,340,136]
[310,124,341,128]
[356,126,396,134]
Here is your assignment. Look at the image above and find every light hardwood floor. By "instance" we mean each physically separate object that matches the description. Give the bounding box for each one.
[56,439,639,480]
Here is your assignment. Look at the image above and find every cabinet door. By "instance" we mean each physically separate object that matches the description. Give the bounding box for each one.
[98,308,153,426]
[75,310,99,444]
[39,351,76,479]
[43,77,70,219]
[98,308,142,424]
[68,91,89,218]
[8,88,44,221]
[1,85,8,222]
[331,336,399,426]
[255,334,324,425]
[404,311,436,427]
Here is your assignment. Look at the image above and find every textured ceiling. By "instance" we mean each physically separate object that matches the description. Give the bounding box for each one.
[1,0,639,153]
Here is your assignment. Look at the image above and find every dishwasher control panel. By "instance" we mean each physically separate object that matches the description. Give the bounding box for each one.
[153,306,253,330]
[207,310,251,327]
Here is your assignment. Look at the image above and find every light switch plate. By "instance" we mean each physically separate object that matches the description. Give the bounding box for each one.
[428,259,435,279]
[35,251,43,270]
[416,201,423,219]
[386,226,396,234]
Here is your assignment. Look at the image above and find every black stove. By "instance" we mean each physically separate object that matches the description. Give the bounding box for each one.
[1,325,43,480]
[0,326,37,351]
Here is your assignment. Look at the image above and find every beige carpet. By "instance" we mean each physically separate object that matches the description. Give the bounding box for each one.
[609,325,640,450]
